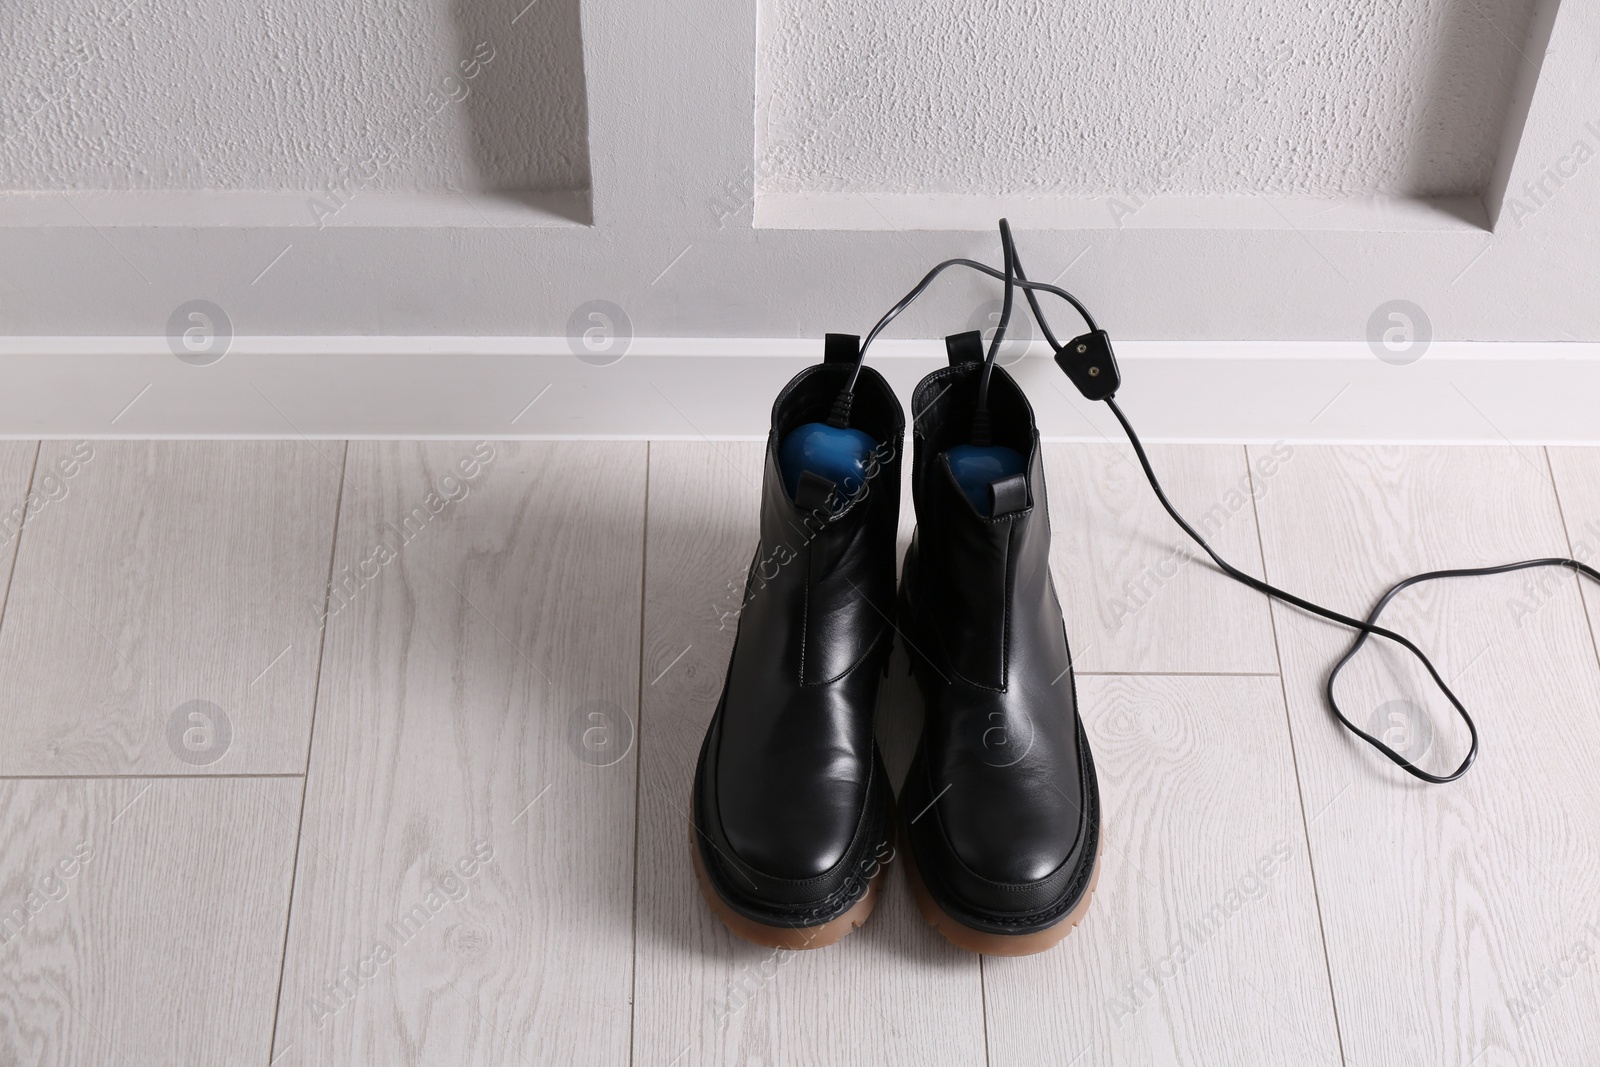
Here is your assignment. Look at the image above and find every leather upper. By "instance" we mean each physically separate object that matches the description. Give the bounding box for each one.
[899,362,1099,931]
[694,361,902,924]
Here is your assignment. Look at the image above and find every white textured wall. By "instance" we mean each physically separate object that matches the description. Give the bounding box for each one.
[0,0,1592,348]
[0,0,589,192]
[757,0,1540,197]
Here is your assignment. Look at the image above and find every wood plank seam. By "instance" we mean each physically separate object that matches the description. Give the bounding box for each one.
[628,440,652,1067]
[0,442,42,641]
[1543,446,1600,686]
[1243,443,1352,1067]
[265,440,349,1065]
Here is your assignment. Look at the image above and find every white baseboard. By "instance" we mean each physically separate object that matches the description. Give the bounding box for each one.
[1,337,1597,443]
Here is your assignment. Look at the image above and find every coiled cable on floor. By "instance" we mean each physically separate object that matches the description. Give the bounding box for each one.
[1101,394,1600,783]
[855,221,1600,784]
[1003,229,1600,784]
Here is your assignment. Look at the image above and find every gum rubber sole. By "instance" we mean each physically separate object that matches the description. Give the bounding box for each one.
[902,832,1102,956]
[689,815,889,950]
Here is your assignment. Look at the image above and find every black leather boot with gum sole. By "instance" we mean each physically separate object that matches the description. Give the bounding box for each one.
[897,352,1101,956]
[692,347,904,948]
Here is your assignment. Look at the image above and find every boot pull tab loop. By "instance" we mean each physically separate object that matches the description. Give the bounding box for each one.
[944,331,985,366]
[794,470,838,513]
[823,333,861,366]
[989,473,1029,516]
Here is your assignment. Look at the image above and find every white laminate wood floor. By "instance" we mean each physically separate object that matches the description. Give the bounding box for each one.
[2,439,1598,1067]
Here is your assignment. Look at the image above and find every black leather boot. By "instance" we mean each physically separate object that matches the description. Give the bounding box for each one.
[692,347,903,948]
[897,350,1101,955]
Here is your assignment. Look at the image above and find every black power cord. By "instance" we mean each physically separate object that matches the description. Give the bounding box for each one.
[827,238,1100,429]
[842,220,1600,784]
[969,220,1018,448]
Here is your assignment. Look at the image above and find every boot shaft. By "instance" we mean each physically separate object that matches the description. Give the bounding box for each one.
[741,362,904,685]
[905,362,1061,690]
